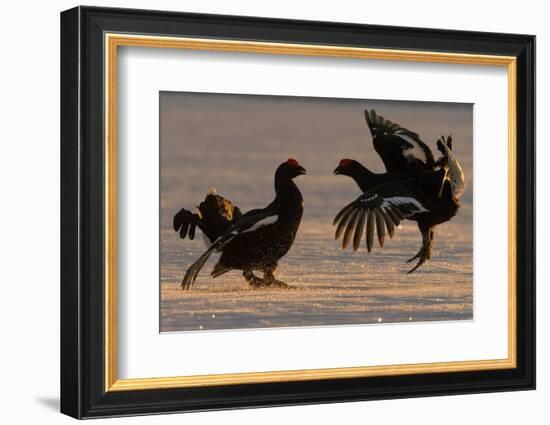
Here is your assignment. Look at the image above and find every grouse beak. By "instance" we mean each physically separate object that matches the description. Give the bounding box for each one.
[296,165,307,176]
[333,166,342,175]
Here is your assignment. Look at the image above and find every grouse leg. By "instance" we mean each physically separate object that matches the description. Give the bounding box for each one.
[264,269,294,289]
[243,270,269,288]
[406,223,434,273]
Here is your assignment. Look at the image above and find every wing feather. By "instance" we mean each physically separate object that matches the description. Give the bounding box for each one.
[375,209,386,247]
[382,209,395,238]
[366,210,375,253]
[353,210,367,251]
[335,206,356,240]
[343,209,361,249]
[333,202,354,226]
[385,207,402,225]
[364,109,435,173]
[173,208,199,240]
[333,182,429,253]
[389,205,405,220]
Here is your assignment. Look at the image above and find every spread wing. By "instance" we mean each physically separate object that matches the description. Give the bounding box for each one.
[364,109,435,173]
[173,208,199,240]
[173,190,242,243]
[333,182,429,253]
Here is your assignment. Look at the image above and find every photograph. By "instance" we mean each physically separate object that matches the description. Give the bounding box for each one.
[57,4,537,419]
[160,92,473,332]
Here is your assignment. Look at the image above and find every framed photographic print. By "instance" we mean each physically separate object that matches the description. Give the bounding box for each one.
[60,6,535,419]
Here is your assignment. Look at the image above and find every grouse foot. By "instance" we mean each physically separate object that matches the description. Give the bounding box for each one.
[243,270,271,288]
[264,271,295,289]
[406,243,432,274]
[406,227,434,274]
[267,278,294,289]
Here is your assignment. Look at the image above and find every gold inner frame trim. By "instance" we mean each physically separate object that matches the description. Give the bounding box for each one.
[104,33,518,392]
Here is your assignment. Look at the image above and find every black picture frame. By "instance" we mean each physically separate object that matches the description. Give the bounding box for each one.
[60,5,535,419]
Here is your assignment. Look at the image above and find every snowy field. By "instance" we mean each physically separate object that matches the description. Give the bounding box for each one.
[160,93,473,332]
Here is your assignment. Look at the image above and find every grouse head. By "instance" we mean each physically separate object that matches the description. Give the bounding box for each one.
[276,158,307,180]
[333,158,363,177]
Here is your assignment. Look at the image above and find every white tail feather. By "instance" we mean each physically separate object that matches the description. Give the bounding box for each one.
[439,142,466,199]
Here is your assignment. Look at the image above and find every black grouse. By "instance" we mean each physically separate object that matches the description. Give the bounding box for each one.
[176,159,306,289]
[333,109,466,273]
[174,188,243,246]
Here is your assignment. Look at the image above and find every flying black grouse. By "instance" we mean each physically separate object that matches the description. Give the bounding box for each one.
[333,109,466,273]
[175,159,306,289]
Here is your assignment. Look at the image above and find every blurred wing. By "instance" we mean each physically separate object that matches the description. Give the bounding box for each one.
[173,208,198,240]
[364,109,435,173]
[197,191,242,242]
[333,182,429,252]
[174,190,243,244]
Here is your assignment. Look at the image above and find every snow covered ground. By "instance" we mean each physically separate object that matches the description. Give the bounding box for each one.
[160,93,473,332]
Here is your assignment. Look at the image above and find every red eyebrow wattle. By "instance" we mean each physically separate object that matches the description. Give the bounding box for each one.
[287,158,300,166]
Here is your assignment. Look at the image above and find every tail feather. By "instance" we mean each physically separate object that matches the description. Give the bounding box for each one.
[181,245,217,290]
[211,263,231,278]
[178,191,241,289]
[438,137,466,200]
